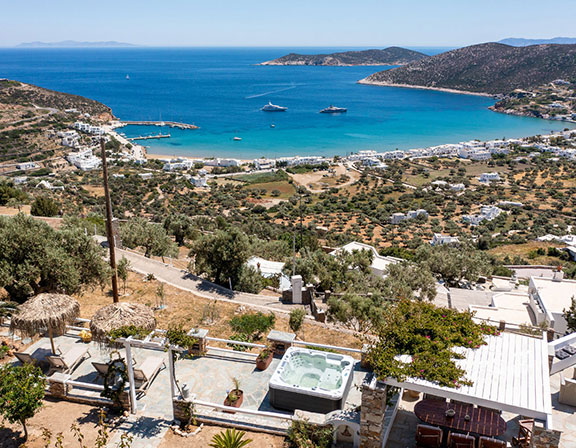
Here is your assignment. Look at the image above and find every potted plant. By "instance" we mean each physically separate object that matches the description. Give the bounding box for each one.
[256,346,273,371]
[223,377,243,411]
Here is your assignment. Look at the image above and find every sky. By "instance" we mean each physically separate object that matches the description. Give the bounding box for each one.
[1,0,576,48]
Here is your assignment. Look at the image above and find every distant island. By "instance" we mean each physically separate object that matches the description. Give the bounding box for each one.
[498,37,576,46]
[259,47,428,66]
[16,40,137,48]
[359,43,576,95]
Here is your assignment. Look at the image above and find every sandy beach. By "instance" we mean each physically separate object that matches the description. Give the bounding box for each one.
[357,79,496,98]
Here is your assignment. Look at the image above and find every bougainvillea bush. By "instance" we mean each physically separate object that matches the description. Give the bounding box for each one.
[365,300,500,388]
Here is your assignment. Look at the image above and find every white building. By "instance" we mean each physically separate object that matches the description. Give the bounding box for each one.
[16,162,39,171]
[479,172,501,183]
[12,176,28,185]
[462,205,503,226]
[246,256,290,291]
[163,159,194,171]
[253,159,276,170]
[189,176,208,187]
[203,158,241,168]
[67,149,101,171]
[74,122,104,136]
[458,147,492,160]
[139,173,153,180]
[390,209,428,224]
[430,233,460,246]
[528,273,576,336]
[329,241,401,278]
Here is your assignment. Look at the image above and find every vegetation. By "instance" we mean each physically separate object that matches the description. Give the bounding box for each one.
[108,325,151,341]
[31,195,60,217]
[229,312,276,341]
[0,214,109,302]
[287,419,334,448]
[117,256,130,294]
[121,217,177,259]
[209,428,252,448]
[289,308,306,336]
[0,363,46,440]
[563,296,576,333]
[365,300,500,388]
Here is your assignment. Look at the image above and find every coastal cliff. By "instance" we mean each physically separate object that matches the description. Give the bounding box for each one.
[260,47,428,66]
[0,79,114,121]
[360,43,576,95]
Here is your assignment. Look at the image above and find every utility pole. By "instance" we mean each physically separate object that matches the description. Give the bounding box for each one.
[100,138,120,303]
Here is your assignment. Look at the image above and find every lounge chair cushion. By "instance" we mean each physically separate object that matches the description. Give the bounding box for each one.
[134,355,164,384]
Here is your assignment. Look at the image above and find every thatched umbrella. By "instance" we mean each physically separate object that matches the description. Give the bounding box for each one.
[90,302,156,344]
[10,293,80,354]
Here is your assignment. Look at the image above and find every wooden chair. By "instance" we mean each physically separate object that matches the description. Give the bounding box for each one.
[448,432,475,448]
[14,352,37,365]
[416,424,442,448]
[133,355,165,395]
[479,436,506,448]
[512,419,534,448]
[46,346,90,375]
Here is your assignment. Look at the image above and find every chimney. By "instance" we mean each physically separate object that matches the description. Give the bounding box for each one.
[553,268,564,282]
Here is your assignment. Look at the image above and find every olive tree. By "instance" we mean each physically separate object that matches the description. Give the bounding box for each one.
[0,363,46,440]
[121,218,178,259]
[0,214,109,302]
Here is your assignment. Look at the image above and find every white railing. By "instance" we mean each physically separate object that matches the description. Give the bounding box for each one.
[187,398,294,423]
[206,336,266,349]
[293,340,362,354]
[549,332,576,375]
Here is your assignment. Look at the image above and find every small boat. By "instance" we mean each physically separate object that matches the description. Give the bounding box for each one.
[320,105,347,114]
[233,136,242,141]
[126,74,130,80]
[261,101,287,112]
[270,124,276,128]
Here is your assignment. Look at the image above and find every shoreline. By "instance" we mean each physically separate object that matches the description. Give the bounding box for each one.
[357,79,496,98]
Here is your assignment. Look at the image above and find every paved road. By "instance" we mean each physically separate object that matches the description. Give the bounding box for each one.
[110,245,296,314]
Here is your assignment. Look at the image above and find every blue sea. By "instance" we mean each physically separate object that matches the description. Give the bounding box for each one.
[1,47,574,158]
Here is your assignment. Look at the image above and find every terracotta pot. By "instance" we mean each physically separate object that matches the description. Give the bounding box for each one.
[256,351,273,371]
[224,390,244,413]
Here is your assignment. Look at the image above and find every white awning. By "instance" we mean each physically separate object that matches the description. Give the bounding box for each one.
[385,332,553,427]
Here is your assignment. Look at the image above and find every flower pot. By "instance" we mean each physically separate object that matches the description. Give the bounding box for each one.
[224,390,244,413]
[256,351,273,371]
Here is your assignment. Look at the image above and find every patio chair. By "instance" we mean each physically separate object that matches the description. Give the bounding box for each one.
[512,419,534,448]
[133,355,165,395]
[46,345,91,375]
[479,436,506,448]
[416,424,442,448]
[559,368,576,407]
[447,432,475,448]
[14,352,37,365]
[92,356,136,377]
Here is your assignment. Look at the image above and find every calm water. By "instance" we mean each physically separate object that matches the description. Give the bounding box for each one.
[1,47,573,158]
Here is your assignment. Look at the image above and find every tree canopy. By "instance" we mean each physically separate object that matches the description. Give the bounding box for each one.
[189,227,250,286]
[0,214,109,302]
[0,363,46,440]
[30,196,60,217]
[121,218,178,259]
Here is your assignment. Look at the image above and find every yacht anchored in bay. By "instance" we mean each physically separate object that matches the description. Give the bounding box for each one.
[261,101,287,112]
[320,105,347,113]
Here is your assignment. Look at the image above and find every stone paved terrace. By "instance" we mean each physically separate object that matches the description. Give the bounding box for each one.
[385,371,576,448]
[7,331,369,444]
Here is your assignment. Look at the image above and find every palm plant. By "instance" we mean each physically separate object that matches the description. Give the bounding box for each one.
[209,428,252,448]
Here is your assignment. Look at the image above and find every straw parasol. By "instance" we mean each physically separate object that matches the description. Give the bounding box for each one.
[90,302,156,344]
[10,293,80,354]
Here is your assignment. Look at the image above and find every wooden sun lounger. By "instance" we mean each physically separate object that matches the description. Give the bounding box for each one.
[14,352,37,366]
[47,345,91,375]
[133,355,165,395]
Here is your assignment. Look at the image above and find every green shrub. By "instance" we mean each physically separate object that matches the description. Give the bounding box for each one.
[229,312,275,340]
[287,419,333,448]
[31,196,59,217]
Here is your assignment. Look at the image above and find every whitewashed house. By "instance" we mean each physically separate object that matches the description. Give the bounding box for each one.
[329,241,401,278]
[528,273,576,336]
[430,233,460,246]
[479,172,501,183]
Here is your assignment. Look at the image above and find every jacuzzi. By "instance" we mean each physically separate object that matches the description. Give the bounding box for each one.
[269,347,356,413]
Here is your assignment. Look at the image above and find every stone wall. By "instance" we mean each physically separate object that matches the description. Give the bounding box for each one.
[360,374,388,448]
[173,398,193,424]
[532,427,562,448]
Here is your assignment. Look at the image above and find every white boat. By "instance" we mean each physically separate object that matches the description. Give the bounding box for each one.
[261,101,287,112]
[270,124,276,128]
[233,136,242,141]
[320,105,347,113]
[126,74,130,80]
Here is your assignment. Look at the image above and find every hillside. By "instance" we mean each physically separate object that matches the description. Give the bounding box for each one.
[260,47,428,66]
[360,43,576,95]
[499,37,576,47]
[0,79,114,120]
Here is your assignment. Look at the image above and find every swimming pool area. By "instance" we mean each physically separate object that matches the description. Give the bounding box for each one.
[269,347,356,413]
